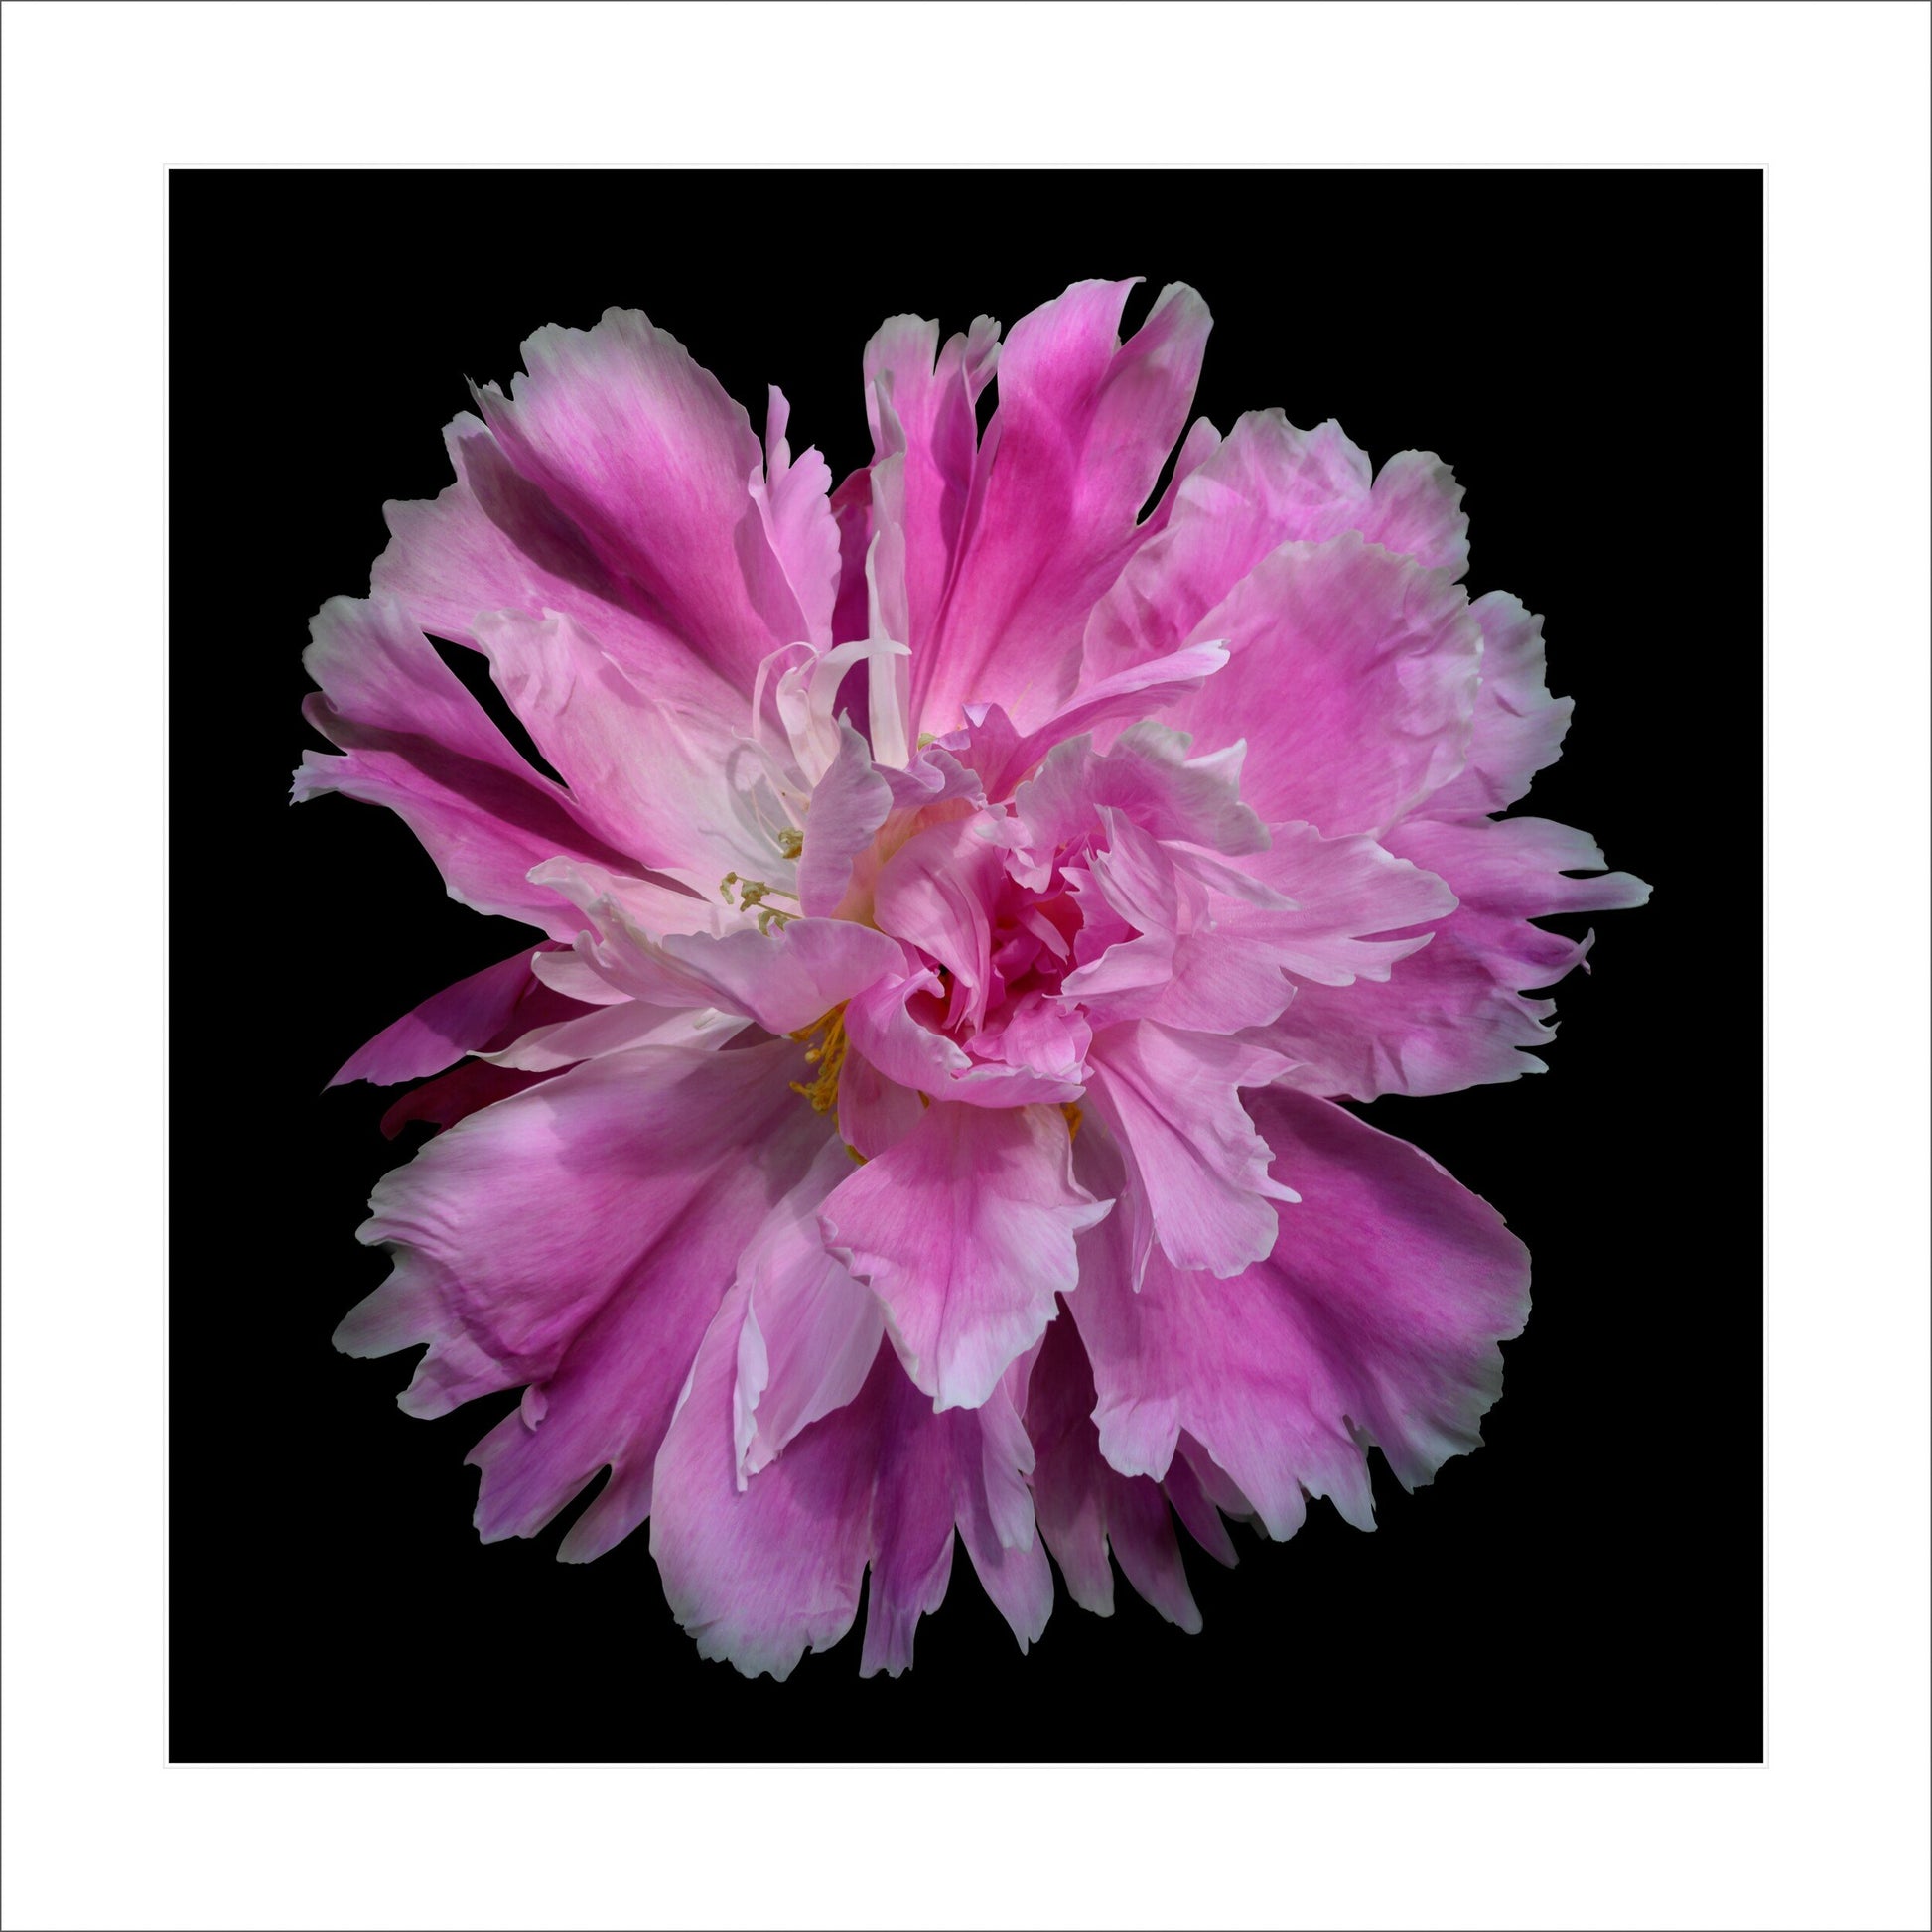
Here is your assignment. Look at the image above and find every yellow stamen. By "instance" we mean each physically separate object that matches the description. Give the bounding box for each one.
[776,825,804,860]
[1062,1102,1083,1141]
[787,1005,849,1114]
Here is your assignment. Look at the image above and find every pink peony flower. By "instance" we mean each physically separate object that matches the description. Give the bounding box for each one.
[297,280,1647,1678]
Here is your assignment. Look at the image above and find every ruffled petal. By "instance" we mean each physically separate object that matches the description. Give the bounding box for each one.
[819,1101,1109,1411]
[796,720,894,918]
[1419,591,1573,819]
[372,413,745,726]
[648,1280,879,1680]
[472,609,789,890]
[1070,1090,1531,1538]
[1026,1314,1201,1630]
[1264,815,1650,1099]
[335,1038,819,1439]
[650,1313,1052,1680]
[913,280,1212,735]
[1082,1023,1295,1282]
[292,596,633,937]
[1158,535,1481,838]
[1084,409,1466,674]
[473,309,824,692]
[732,1138,885,1484]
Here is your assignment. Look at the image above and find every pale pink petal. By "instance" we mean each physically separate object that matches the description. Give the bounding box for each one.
[1419,592,1574,819]
[819,1101,1110,1411]
[835,1047,927,1160]
[1082,1023,1295,1281]
[1356,448,1469,577]
[482,999,745,1071]
[913,281,1212,735]
[1206,820,1458,988]
[472,609,789,890]
[293,596,632,937]
[1071,1090,1530,1538]
[473,309,824,692]
[732,1138,885,1484]
[755,387,842,651]
[796,720,894,917]
[1159,536,1481,838]
[335,1039,826,1483]
[615,917,903,1035]
[1265,815,1650,1099]
[649,1281,879,1680]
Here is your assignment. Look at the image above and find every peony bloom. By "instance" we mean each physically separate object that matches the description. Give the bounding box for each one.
[298,280,1647,1678]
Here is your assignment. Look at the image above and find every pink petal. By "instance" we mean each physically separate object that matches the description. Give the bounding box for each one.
[796,720,894,918]
[293,596,633,937]
[1148,537,1480,837]
[819,1101,1110,1411]
[835,1048,926,1160]
[648,1281,880,1680]
[1071,1090,1531,1538]
[912,280,1212,736]
[473,309,825,693]
[871,815,1008,1032]
[732,1138,886,1485]
[1084,409,1467,675]
[862,311,1001,661]
[1265,815,1649,1099]
[1419,592,1574,819]
[328,942,551,1088]
[650,1311,1052,1680]
[1082,1023,1295,1281]
[754,387,842,651]
[471,609,789,890]
[602,916,904,1036]
[372,413,745,725]
[1203,820,1458,988]
[335,1037,822,1436]
[1026,1314,1202,1630]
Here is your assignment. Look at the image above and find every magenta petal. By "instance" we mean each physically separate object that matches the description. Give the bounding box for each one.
[1027,1314,1201,1631]
[1072,1089,1531,1539]
[293,596,633,937]
[372,414,744,725]
[473,309,823,692]
[329,943,548,1088]
[819,1101,1110,1411]
[914,280,1212,735]
[335,1038,822,1439]
[651,1311,1052,1680]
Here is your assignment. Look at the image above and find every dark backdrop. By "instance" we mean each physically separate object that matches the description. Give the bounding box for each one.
[170,168,1762,1761]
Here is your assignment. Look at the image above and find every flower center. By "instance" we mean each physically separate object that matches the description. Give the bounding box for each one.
[787,1005,849,1113]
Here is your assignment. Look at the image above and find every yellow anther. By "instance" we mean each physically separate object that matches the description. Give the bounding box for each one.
[1062,1102,1083,1141]
[787,1006,849,1114]
[776,825,804,860]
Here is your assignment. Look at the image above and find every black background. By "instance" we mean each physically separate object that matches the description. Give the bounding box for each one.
[171,169,1761,1762]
